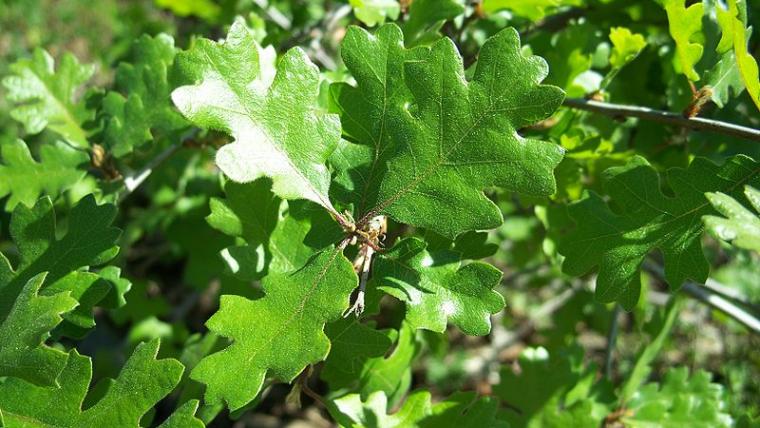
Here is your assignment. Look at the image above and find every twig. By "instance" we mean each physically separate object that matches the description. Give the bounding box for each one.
[682,282,760,334]
[645,263,760,334]
[702,278,760,310]
[520,7,584,38]
[119,142,183,202]
[251,0,291,30]
[298,369,326,408]
[562,98,760,142]
[604,304,621,379]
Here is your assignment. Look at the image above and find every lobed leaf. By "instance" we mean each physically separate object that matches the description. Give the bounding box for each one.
[622,368,733,428]
[329,390,506,428]
[172,18,341,214]
[609,27,647,70]
[0,273,77,386]
[331,24,564,238]
[661,0,704,81]
[0,339,186,427]
[191,249,357,410]
[2,49,94,147]
[0,196,121,384]
[703,186,760,252]
[373,237,504,335]
[0,139,88,210]
[559,155,760,309]
[101,33,188,158]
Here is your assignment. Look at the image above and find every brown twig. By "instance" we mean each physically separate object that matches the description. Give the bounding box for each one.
[563,98,760,142]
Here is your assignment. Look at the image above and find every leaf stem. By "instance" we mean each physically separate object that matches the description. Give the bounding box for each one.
[119,142,183,202]
[562,98,760,142]
[604,304,621,379]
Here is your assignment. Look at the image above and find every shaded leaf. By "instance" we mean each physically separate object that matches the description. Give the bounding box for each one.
[322,318,393,390]
[0,273,77,386]
[0,339,185,427]
[0,196,120,383]
[402,0,464,43]
[101,34,188,157]
[0,139,87,210]
[559,155,760,309]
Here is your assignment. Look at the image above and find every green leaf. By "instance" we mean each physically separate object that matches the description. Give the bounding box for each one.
[172,18,341,214]
[157,400,206,428]
[703,0,745,107]
[356,322,418,407]
[191,248,357,410]
[620,298,682,404]
[2,48,94,147]
[45,271,110,336]
[330,390,506,428]
[609,27,647,70]
[421,392,507,428]
[0,139,88,210]
[482,0,581,20]
[495,346,587,427]
[722,0,760,111]
[208,178,343,279]
[330,390,431,428]
[155,0,220,21]
[0,195,120,316]
[704,49,744,108]
[703,185,760,252]
[322,318,393,390]
[402,0,464,44]
[101,34,188,157]
[0,196,120,378]
[350,0,400,26]
[0,339,185,427]
[559,155,760,309]
[661,0,704,81]
[331,24,564,238]
[622,368,732,428]
[0,273,77,386]
[0,196,121,384]
[373,237,504,335]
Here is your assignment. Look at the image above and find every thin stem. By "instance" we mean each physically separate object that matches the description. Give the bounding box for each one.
[562,98,760,143]
[702,278,760,310]
[682,282,760,334]
[604,304,621,379]
[645,263,760,334]
[119,142,183,202]
[298,369,326,408]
